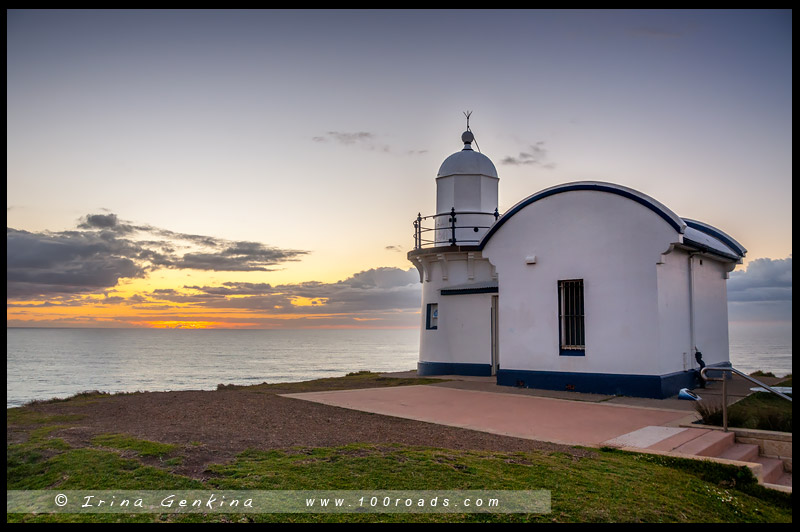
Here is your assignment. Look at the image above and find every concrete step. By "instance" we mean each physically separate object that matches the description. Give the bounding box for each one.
[717,443,760,463]
[756,456,786,485]
[646,428,710,452]
[774,472,792,487]
[673,429,735,457]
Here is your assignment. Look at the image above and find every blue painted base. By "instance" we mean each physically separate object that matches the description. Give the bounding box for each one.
[418,361,493,377]
[495,364,729,399]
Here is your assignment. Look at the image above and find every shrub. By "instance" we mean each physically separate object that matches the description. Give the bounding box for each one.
[693,395,791,432]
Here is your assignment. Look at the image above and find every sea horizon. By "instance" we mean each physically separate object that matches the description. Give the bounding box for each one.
[7,322,791,408]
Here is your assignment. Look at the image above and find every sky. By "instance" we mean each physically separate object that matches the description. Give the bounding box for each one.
[6,9,792,329]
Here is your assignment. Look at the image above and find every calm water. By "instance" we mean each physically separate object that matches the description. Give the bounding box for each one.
[6,323,792,408]
[6,328,419,408]
[727,321,793,378]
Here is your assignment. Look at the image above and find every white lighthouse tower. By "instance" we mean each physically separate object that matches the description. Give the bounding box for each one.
[408,117,501,376]
[406,117,748,398]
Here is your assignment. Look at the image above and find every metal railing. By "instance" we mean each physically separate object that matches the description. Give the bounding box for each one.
[700,366,792,432]
[413,208,499,249]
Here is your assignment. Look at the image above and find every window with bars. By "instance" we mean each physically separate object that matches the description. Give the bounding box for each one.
[426,303,439,330]
[558,279,585,354]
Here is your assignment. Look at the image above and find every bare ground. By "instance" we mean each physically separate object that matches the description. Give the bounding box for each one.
[8,376,596,478]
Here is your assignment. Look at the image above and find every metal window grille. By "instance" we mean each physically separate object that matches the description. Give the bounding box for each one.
[559,280,585,349]
[426,303,439,330]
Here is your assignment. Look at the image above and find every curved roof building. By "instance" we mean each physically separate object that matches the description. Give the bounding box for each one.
[409,123,744,399]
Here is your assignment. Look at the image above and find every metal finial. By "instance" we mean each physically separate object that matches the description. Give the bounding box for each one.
[463,110,472,131]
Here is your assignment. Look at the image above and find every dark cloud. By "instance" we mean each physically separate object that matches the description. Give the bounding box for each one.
[78,213,131,232]
[7,214,308,299]
[7,228,147,298]
[727,257,792,302]
[175,241,306,272]
[500,142,555,169]
[727,257,792,322]
[340,267,418,290]
[170,267,421,315]
[183,282,274,296]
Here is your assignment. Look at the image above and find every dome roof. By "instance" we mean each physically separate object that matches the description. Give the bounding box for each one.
[437,132,498,178]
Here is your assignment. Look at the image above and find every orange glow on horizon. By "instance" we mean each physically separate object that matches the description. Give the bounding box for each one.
[291,296,329,307]
[145,321,212,329]
[7,264,421,329]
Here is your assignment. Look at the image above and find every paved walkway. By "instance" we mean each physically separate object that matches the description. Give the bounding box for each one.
[281,385,693,447]
[282,373,785,449]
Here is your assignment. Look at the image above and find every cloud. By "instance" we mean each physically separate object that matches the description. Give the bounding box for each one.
[78,213,127,231]
[170,266,422,315]
[312,131,391,152]
[7,214,308,299]
[313,131,375,145]
[7,228,147,298]
[727,257,792,322]
[500,142,555,169]
[727,257,792,302]
[311,131,428,157]
[174,241,306,272]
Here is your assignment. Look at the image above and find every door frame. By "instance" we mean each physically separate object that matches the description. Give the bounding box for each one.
[490,295,499,375]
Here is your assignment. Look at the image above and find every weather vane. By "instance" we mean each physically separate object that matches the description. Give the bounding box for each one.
[462,111,480,152]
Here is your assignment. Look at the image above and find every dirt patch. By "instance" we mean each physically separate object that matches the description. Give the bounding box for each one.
[9,383,596,478]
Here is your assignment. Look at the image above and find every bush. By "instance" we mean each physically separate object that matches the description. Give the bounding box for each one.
[694,394,792,432]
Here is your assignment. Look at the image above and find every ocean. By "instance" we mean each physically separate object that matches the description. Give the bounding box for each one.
[6,323,792,408]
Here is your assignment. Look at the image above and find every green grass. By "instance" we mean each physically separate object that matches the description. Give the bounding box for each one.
[6,408,85,426]
[23,390,116,406]
[7,372,793,523]
[216,370,443,394]
[6,440,792,523]
[91,434,178,458]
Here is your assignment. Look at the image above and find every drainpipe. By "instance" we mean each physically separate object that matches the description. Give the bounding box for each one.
[688,252,698,364]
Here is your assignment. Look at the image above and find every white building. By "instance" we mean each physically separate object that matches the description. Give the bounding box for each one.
[408,126,746,398]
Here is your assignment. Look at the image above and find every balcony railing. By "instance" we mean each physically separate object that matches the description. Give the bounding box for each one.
[413,208,500,250]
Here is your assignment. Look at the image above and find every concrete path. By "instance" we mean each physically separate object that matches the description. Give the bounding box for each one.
[281,385,692,447]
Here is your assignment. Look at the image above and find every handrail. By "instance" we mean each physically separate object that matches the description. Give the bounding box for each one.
[700,366,792,432]
[413,208,500,249]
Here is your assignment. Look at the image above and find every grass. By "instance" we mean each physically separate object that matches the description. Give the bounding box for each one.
[216,370,444,394]
[694,373,792,432]
[694,394,792,433]
[91,434,178,458]
[6,441,792,523]
[6,409,85,426]
[749,371,777,378]
[7,372,793,523]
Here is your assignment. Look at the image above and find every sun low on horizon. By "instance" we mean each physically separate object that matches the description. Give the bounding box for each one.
[6,214,424,329]
[6,10,791,329]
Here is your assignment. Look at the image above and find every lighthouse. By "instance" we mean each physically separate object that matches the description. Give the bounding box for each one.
[407,117,746,398]
[408,118,501,377]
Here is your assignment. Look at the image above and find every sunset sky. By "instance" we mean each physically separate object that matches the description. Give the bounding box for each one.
[7,9,792,328]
